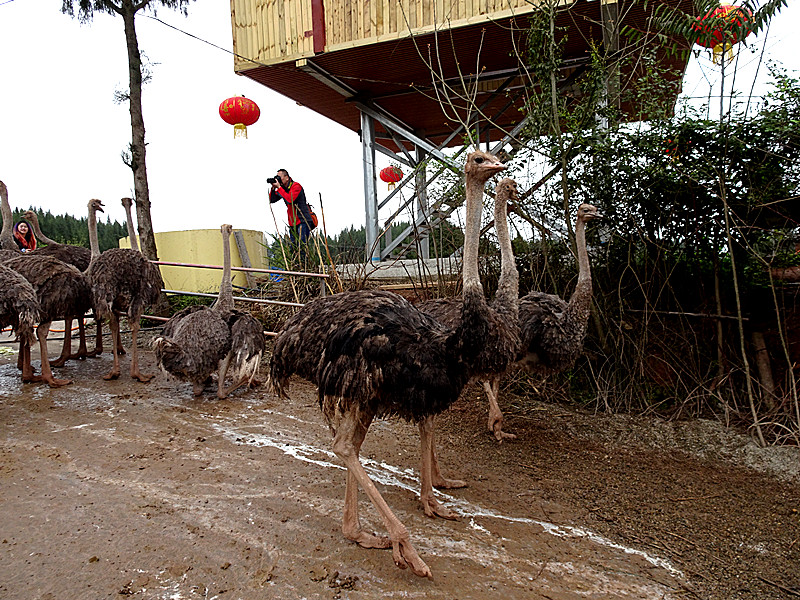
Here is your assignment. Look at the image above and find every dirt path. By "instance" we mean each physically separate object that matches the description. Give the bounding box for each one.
[0,345,798,599]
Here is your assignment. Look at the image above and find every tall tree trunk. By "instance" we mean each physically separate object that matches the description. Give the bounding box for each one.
[121,0,159,261]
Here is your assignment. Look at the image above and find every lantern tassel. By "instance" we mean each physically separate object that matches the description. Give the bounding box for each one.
[234,123,248,139]
[712,41,734,65]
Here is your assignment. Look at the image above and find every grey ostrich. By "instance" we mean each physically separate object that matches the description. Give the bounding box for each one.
[1,253,92,387]
[86,198,164,382]
[24,209,102,364]
[153,224,265,398]
[269,150,506,578]
[419,177,521,452]
[515,203,600,377]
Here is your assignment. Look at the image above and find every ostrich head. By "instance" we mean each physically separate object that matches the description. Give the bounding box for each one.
[577,203,600,223]
[495,178,519,203]
[121,197,133,210]
[221,224,233,236]
[22,210,36,222]
[464,150,505,184]
[89,198,105,214]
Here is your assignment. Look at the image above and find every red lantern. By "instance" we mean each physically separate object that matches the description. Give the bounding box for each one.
[219,96,260,139]
[693,2,753,64]
[379,166,403,190]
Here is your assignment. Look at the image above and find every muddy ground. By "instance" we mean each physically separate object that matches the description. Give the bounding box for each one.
[0,336,798,600]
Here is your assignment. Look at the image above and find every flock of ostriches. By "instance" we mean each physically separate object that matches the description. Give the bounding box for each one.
[0,151,599,578]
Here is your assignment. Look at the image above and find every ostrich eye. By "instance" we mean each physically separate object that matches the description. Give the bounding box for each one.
[474,157,484,164]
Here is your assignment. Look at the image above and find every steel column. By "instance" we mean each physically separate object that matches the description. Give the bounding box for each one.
[361,111,380,262]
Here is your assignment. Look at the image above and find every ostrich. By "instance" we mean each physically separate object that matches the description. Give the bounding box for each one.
[419,177,521,451]
[153,224,265,398]
[0,263,40,356]
[24,209,102,364]
[0,180,22,255]
[86,198,164,382]
[514,203,600,377]
[269,150,506,578]
[1,253,92,387]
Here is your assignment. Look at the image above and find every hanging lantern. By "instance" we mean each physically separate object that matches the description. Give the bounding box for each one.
[379,166,403,190]
[693,2,753,64]
[219,96,260,139]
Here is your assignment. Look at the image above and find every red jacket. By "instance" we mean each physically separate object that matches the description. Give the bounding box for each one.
[270,181,312,227]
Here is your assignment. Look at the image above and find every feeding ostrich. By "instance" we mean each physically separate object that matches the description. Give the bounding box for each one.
[24,209,102,363]
[86,198,164,382]
[419,177,521,450]
[153,224,265,398]
[269,150,506,578]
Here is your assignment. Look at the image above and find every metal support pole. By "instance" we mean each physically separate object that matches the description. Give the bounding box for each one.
[415,146,429,260]
[361,111,380,263]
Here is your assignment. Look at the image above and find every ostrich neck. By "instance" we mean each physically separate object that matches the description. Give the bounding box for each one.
[492,191,518,316]
[462,178,486,296]
[28,213,58,246]
[123,203,140,252]
[0,185,16,250]
[215,229,234,313]
[88,206,101,259]
[567,216,592,323]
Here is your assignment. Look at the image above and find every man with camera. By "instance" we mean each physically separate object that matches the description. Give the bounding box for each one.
[268,169,315,252]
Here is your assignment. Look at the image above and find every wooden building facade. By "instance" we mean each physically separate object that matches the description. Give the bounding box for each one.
[229,0,696,261]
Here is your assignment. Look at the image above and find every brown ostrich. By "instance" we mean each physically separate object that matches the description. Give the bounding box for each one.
[268,150,506,578]
[1,253,92,387]
[85,199,164,382]
[24,209,102,364]
[419,177,521,452]
[153,224,265,398]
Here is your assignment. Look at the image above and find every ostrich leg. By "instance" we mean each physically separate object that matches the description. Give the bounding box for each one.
[340,409,391,549]
[103,314,122,380]
[129,318,153,382]
[331,404,431,578]
[29,322,71,387]
[484,376,516,441]
[419,416,462,519]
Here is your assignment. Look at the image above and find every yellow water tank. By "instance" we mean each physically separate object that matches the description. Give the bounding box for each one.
[120,229,267,293]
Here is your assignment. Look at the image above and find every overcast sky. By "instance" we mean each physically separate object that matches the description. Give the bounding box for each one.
[0,0,797,240]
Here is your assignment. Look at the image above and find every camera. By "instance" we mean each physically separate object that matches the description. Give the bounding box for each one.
[267,177,278,184]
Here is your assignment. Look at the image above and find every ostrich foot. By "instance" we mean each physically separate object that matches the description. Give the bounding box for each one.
[103,369,121,380]
[432,475,467,490]
[345,530,392,549]
[420,496,459,520]
[131,371,154,383]
[488,411,516,443]
[50,356,69,368]
[392,539,432,578]
[29,374,72,387]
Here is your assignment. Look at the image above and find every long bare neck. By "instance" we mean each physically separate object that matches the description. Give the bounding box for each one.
[462,176,486,299]
[28,213,58,246]
[567,215,592,322]
[0,183,17,251]
[123,200,140,252]
[88,205,101,259]
[493,190,518,313]
[215,227,234,313]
